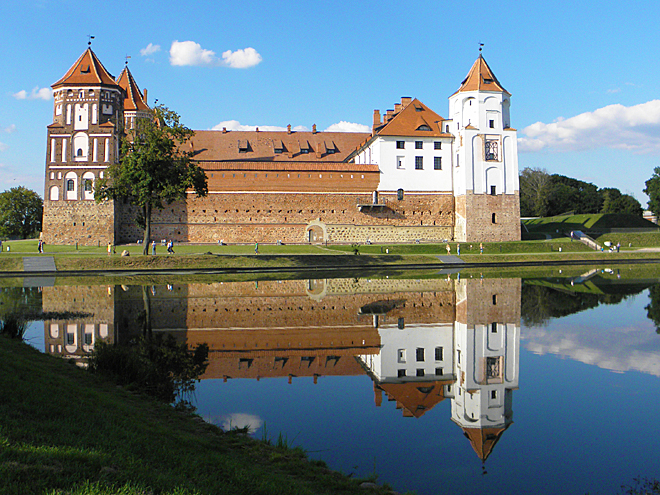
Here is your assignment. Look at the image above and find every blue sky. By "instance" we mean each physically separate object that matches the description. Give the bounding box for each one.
[1,0,659,204]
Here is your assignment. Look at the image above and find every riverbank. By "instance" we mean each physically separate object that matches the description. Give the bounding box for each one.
[1,238,660,277]
[0,336,399,495]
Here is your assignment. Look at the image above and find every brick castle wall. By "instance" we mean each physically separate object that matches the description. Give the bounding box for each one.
[42,199,117,246]
[455,191,521,242]
[117,192,455,244]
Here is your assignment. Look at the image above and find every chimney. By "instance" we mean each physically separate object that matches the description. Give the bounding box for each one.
[287,124,292,134]
[222,127,227,133]
[143,88,148,103]
[401,96,412,107]
[312,124,317,134]
[373,109,381,128]
[394,103,402,113]
[385,109,394,122]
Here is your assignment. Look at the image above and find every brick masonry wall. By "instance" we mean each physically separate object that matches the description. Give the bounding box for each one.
[455,278,521,325]
[117,192,455,244]
[42,199,117,246]
[455,191,521,242]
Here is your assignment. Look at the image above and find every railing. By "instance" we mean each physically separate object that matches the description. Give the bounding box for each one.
[572,230,601,251]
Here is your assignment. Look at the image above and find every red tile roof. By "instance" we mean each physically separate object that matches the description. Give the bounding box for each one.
[199,161,379,173]
[452,55,510,96]
[116,65,150,112]
[461,426,509,461]
[190,130,371,163]
[373,98,451,138]
[52,48,119,89]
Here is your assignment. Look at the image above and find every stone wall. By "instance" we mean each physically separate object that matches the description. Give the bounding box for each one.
[117,192,455,244]
[455,278,521,326]
[455,191,520,242]
[42,198,117,246]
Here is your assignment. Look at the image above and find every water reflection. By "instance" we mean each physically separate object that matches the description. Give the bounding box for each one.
[39,276,523,463]
[29,271,660,494]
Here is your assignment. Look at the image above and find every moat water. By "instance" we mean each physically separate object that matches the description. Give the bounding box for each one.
[10,268,660,495]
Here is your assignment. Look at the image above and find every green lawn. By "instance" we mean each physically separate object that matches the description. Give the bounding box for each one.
[0,337,397,495]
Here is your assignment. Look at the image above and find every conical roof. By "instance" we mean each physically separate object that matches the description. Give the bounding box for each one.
[117,65,150,111]
[52,48,119,89]
[452,55,510,96]
[461,426,508,461]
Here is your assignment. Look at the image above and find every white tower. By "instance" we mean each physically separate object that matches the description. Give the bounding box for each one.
[448,54,520,242]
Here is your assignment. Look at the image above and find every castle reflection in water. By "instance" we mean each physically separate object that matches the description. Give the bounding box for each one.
[42,276,520,462]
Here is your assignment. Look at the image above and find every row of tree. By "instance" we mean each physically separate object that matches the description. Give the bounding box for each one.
[519,167,643,217]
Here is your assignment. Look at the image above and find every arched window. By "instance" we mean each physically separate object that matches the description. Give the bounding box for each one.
[49,186,59,201]
[77,148,83,157]
[416,124,431,131]
[65,171,78,200]
[397,188,404,201]
[82,172,95,200]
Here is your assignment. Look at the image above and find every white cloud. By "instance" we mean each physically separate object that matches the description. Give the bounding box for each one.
[209,413,264,433]
[13,86,52,101]
[170,41,262,69]
[2,124,16,134]
[210,120,370,133]
[523,319,660,377]
[140,43,161,56]
[324,121,370,133]
[221,48,262,69]
[519,100,660,154]
[211,120,308,132]
[170,40,218,66]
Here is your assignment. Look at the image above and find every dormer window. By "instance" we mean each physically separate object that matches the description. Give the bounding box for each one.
[414,104,423,112]
[238,140,250,153]
[483,77,494,84]
[416,124,431,131]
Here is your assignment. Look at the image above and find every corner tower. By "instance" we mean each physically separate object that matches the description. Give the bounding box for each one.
[448,55,520,242]
[42,47,125,246]
[116,64,150,130]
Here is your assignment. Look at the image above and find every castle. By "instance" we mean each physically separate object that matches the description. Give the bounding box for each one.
[42,47,520,246]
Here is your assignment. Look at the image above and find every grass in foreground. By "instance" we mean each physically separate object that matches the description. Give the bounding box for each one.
[0,338,398,495]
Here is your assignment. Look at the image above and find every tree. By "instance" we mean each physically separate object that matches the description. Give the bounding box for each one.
[644,167,660,218]
[96,105,207,255]
[0,186,43,239]
[600,188,642,216]
[519,167,551,217]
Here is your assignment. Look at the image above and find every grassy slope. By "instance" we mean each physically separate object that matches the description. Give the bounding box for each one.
[0,338,396,495]
[524,213,659,232]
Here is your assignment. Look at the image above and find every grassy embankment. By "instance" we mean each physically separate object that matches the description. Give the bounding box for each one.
[1,214,660,274]
[0,336,399,495]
